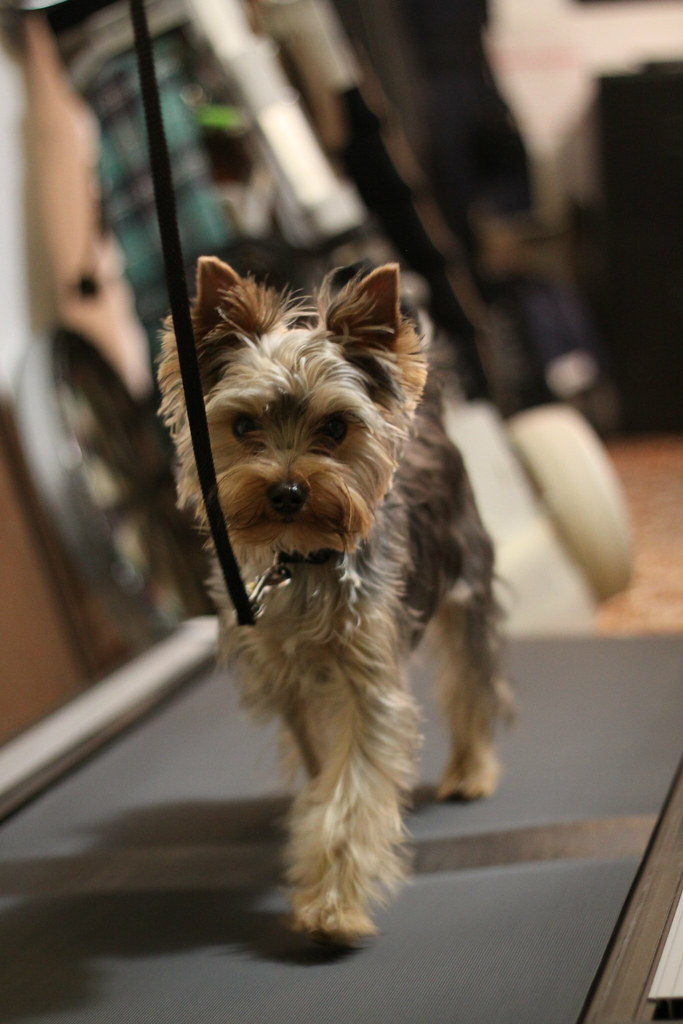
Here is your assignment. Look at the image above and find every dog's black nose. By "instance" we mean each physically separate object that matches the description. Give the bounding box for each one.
[267,481,308,516]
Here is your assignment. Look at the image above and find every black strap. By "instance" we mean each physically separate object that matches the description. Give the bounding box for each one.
[129,0,254,626]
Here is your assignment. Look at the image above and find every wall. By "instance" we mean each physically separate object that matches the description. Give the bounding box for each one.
[488,0,683,216]
[0,46,33,394]
[0,411,85,743]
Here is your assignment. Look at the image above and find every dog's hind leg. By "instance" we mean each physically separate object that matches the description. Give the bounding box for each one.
[431,578,510,801]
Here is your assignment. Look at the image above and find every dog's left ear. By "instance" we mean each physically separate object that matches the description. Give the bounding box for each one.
[325,263,400,347]
[325,263,427,410]
[357,264,401,341]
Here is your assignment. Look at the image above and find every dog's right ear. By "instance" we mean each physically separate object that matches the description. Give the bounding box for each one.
[192,255,291,353]
[192,256,243,337]
[158,256,243,415]
[159,255,294,407]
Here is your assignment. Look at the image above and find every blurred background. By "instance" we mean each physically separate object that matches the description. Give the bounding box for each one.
[0,0,681,746]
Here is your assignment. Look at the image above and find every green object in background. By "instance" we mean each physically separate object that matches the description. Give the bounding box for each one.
[195,104,247,134]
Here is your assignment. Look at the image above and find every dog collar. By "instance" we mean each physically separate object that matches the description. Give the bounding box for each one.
[247,549,342,618]
[277,549,340,566]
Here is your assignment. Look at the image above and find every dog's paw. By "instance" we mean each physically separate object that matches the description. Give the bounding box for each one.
[290,903,378,948]
[436,751,501,801]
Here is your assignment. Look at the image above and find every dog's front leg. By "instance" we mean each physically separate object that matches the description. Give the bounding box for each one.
[282,703,321,779]
[286,646,420,946]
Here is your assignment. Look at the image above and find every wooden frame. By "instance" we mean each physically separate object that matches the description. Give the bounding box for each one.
[580,756,683,1022]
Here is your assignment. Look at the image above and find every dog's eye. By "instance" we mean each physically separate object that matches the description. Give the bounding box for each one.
[320,415,347,444]
[233,414,259,439]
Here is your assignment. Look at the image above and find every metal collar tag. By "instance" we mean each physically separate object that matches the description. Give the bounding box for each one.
[248,564,292,619]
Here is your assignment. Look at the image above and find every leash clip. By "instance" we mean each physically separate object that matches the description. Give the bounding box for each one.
[248,563,292,619]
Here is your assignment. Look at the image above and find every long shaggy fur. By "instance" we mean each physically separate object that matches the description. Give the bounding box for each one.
[158,258,506,945]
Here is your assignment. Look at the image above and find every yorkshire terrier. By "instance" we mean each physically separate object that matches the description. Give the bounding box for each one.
[158,257,507,946]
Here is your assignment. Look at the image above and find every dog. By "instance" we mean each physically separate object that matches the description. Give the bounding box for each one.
[158,256,507,946]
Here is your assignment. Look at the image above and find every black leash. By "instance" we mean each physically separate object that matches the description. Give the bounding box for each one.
[128,0,254,625]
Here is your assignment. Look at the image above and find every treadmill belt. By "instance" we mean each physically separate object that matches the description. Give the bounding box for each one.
[1,635,682,1023]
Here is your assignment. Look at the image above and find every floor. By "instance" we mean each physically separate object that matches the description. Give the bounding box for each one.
[596,435,683,635]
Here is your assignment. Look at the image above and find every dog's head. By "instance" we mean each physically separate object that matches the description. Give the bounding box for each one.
[158,257,427,558]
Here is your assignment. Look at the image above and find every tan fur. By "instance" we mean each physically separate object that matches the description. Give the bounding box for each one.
[429,594,504,800]
[158,259,504,946]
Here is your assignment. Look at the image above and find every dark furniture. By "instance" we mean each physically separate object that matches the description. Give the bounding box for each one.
[574,67,683,432]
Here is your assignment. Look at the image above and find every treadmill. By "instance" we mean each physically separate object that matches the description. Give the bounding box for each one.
[1,619,682,1023]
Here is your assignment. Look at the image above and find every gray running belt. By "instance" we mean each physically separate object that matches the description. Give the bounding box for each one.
[1,635,682,1023]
